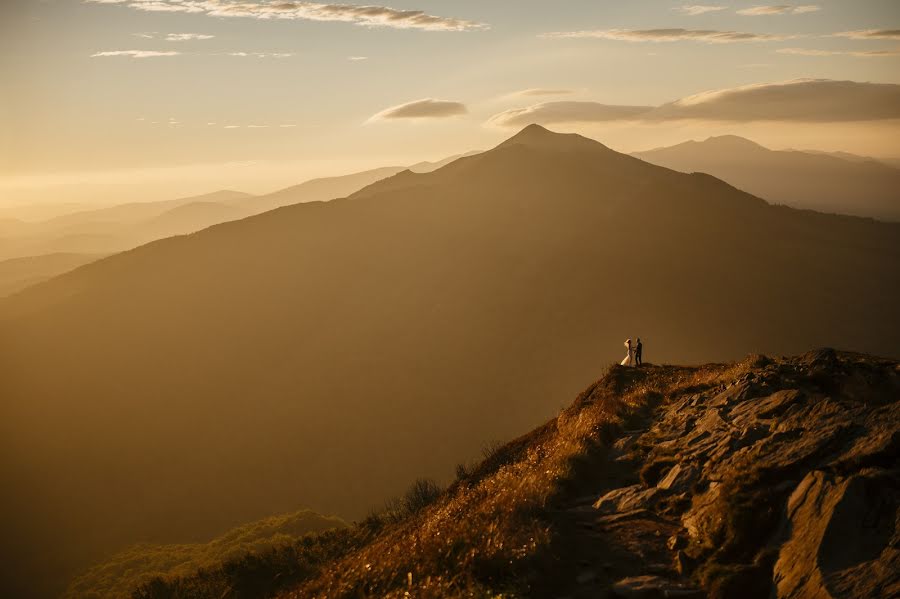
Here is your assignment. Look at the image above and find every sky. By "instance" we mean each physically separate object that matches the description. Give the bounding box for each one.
[2,0,899,212]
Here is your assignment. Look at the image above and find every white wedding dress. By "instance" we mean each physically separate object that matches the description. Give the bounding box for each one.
[621,339,634,366]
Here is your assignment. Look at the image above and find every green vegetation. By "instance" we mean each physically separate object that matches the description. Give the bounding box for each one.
[64,510,346,599]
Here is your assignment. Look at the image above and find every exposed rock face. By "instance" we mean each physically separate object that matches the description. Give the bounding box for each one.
[586,350,899,599]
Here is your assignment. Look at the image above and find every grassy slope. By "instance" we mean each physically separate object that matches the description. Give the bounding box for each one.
[66,510,345,599]
[137,360,747,598]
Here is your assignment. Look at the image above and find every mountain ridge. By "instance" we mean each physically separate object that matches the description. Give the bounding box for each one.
[634,135,900,220]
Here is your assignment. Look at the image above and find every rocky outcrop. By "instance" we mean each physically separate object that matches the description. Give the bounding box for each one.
[583,350,899,599]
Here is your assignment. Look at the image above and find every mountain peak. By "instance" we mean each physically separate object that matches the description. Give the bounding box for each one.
[496,124,606,152]
[702,135,767,151]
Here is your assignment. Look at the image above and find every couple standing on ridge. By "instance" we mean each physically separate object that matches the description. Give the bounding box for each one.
[621,338,643,367]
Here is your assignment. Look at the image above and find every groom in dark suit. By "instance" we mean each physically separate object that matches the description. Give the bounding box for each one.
[635,338,643,366]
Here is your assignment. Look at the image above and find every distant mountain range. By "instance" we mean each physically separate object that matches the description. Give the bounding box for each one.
[0,154,478,296]
[633,135,900,221]
[2,125,898,597]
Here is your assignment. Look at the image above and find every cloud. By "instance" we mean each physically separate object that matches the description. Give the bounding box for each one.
[737,5,821,15]
[487,79,900,126]
[654,79,900,121]
[84,0,487,32]
[370,98,468,121]
[90,50,180,57]
[541,28,792,43]
[675,5,727,16]
[165,32,215,41]
[348,56,369,61]
[778,47,900,57]
[488,102,653,127]
[835,29,900,41]
[507,88,575,98]
[224,52,295,58]
[133,32,214,40]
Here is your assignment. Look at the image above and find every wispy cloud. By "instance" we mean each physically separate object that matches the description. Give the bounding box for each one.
[348,56,369,61]
[737,5,821,15]
[541,28,792,43]
[369,98,468,121]
[165,32,215,41]
[778,47,900,57]
[224,52,295,58]
[84,0,487,32]
[835,29,900,41]
[507,88,576,98]
[674,5,727,16]
[487,102,652,127]
[487,79,900,126]
[133,32,214,40]
[91,50,181,58]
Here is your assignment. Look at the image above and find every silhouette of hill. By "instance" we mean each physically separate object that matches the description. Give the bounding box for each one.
[113,351,900,598]
[634,135,900,221]
[0,161,470,293]
[0,252,105,297]
[0,190,254,262]
[1,125,898,597]
[236,167,405,216]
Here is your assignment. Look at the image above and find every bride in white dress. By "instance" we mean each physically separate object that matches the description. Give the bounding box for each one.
[621,338,635,366]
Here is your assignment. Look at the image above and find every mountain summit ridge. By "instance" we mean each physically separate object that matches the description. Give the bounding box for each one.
[496,123,611,152]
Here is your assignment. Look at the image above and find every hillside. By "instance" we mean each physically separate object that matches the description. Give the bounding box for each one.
[0,252,104,297]
[2,125,899,597]
[0,162,465,295]
[65,510,345,599]
[130,350,900,598]
[634,135,900,221]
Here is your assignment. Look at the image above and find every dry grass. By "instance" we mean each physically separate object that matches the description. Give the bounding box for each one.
[278,360,750,598]
[130,359,754,599]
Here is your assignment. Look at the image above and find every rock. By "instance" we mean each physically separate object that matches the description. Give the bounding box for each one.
[611,575,704,598]
[594,485,663,514]
[667,534,687,551]
[610,575,669,598]
[773,468,899,599]
[674,550,694,576]
[657,464,697,494]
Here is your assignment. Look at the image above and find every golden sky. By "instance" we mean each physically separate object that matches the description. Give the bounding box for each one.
[2,0,899,210]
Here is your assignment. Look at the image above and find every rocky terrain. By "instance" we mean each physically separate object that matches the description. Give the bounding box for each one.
[538,349,899,599]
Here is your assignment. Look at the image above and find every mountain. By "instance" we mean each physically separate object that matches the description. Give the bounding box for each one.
[0,190,255,262]
[118,350,900,598]
[38,190,254,230]
[235,166,406,216]
[0,252,105,297]
[2,125,898,597]
[0,162,466,293]
[235,155,480,216]
[634,135,900,221]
